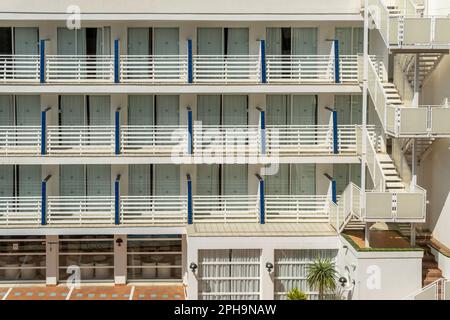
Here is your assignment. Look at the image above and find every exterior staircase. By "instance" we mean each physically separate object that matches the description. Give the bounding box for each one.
[377,153,407,191]
[402,138,434,167]
[417,235,444,287]
[402,53,445,89]
[383,83,403,107]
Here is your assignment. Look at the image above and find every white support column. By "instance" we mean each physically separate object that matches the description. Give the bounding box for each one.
[412,139,417,188]
[410,223,416,247]
[186,241,198,300]
[361,0,369,219]
[260,247,275,300]
[412,53,420,107]
[364,223,371,248]
[114,234,127,285]
[45,235,59,285]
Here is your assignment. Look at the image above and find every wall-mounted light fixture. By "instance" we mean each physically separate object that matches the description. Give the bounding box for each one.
[190,262,198,273]
[115,238,123,247]
[265,262,274,273]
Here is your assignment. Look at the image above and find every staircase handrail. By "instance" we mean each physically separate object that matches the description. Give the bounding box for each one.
[403,278,444,300]
[393,56,414,107]
[392,138,413,185]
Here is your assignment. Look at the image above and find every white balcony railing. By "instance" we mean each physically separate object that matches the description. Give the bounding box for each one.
[120,195,187,225]
[46,55,114,83]
[193,55,260,83]
[47,196,114,225]
[265,195,329,223]
[329,183,360,232]
[120,55,188,83]
[47,126,115,155]
[0,55,40,82]
[193,125,260,158]
[0,197,41,226]
[0,126,41,155]
[121,125,188,155]
[193,195,259,223]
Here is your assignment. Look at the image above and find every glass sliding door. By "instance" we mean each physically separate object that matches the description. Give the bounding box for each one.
[128,164,151,196]
[335,28,353,56]
[197,28,223,55]
[14,27,38,55]
[196,164,220,196]
[222,95,247,126]
[0,95,14,126]
[292,28,318,55]
[15,95,40,126]
[0,165,14,197]
[60,165,86,197]
[197,95,221,125]
[351,95,363,125]
[18,165,41,197]
[86,164,111,196]
[226,28,249,55]
[265,164,289,195]
[127,28,151,55]
[0,28,12,55]
[154,28,180,80]
[222,164,247,195]
[154,164,180,196]
[335,95,352,125]
[60,95,85,126]
[333,164,349,194]
[291,95,316,125]
[291,164,316,195]
[266,28,282,56]
[57,28,86,55]
[155,95,179,125]
[266,95,289,126]
[127,95,154,149]
[88,96,110,126]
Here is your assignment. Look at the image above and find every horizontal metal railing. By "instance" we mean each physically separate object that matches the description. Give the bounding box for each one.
[120,196,187,225]
[192,195,259,223]
[120,125,188,155]
[193,125,260,157]
[47,126,115,154]
[265,195,329,223]
[47,196,115,225]
[120,55,188,83]
[46,55,114,83]
[0,55,40,82]
[0,126,41,155]
[193,55,260,83]
[0,197,41,226]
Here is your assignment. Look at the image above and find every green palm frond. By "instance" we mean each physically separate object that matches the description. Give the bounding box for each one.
[306,257,337,300]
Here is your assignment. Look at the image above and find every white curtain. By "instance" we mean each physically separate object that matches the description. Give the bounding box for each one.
[197,28,223,55]
[226,28,249,55]
[154,28,179,55]
[128,164,151,196]
[15,95,41,126]
[196,164,220,196]
[86,164,111,196]
[88,95,110,125]
[155,95,179,125]
[197,95,221,125]
[60,95,85,126]
[0,95,14,126]
[222,95,247,125]
[18,165,41,196]
[128,95,154,125]
[14,27,39,55]
[153,164,180,196]
[292,28,318,55]
[266,28,282,56]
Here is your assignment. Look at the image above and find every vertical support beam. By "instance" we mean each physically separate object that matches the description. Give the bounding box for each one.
[332,110,339,154]
[260,109,266,155]
[114,39,120,84]
[187,175,193,224]
[412,53,420,107]
[114,234,127,284]
[41,110,46,155]
[412,138,417,187]
[115,109,120,155]
[41,180,47,225]
[40,39,45,84]
[46,235,59,285]
[187,107,193,155]
[365,222,371,248]
[334,39,341,84]
[257,175,265,224]
[410,223,416,247]
[114,176,120,225]
[260,39,267,83]
[187,39,193,84]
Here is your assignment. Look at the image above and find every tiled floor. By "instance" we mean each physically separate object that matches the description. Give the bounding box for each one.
[0,284,185,300]
[345,230,413,249]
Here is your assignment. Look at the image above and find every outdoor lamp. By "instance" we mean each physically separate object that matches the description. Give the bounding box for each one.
[265,262,274,273]
[190,262,198,273]
[115,238,123,247]
[339,276,348,287]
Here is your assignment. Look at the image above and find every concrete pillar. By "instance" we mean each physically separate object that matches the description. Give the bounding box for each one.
[186,242,198,300]
[364,223,370,248]
[260,247,274,299]
[410,223,416,247]
[46,235,59,285]
[114,234,127,285]
[411,139,417,187]
[412,53,420,107]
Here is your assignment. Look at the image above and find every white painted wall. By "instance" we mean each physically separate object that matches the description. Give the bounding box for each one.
[338,237,423,300]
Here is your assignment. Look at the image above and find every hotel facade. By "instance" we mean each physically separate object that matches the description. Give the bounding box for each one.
[0,0,449,300]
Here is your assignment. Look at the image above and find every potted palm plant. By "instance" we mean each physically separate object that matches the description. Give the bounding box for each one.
[306,257,338,300]
[286,288,308,300]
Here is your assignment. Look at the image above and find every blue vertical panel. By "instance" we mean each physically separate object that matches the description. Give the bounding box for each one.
[187,108,193,155]
[114,39,120,83]
[115,110,120,155]
[332,179,337,204]
[260,110,266,155]
[334,39,341,84]
[259,179,265,224]
[260,40,267,83]
[332,110,339,154]
[187,177,193,224]
[40,40,45,83]
[41,181,46,225]
[41,111,46,155]
[187,39,193,84]
[115,180,120,225]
